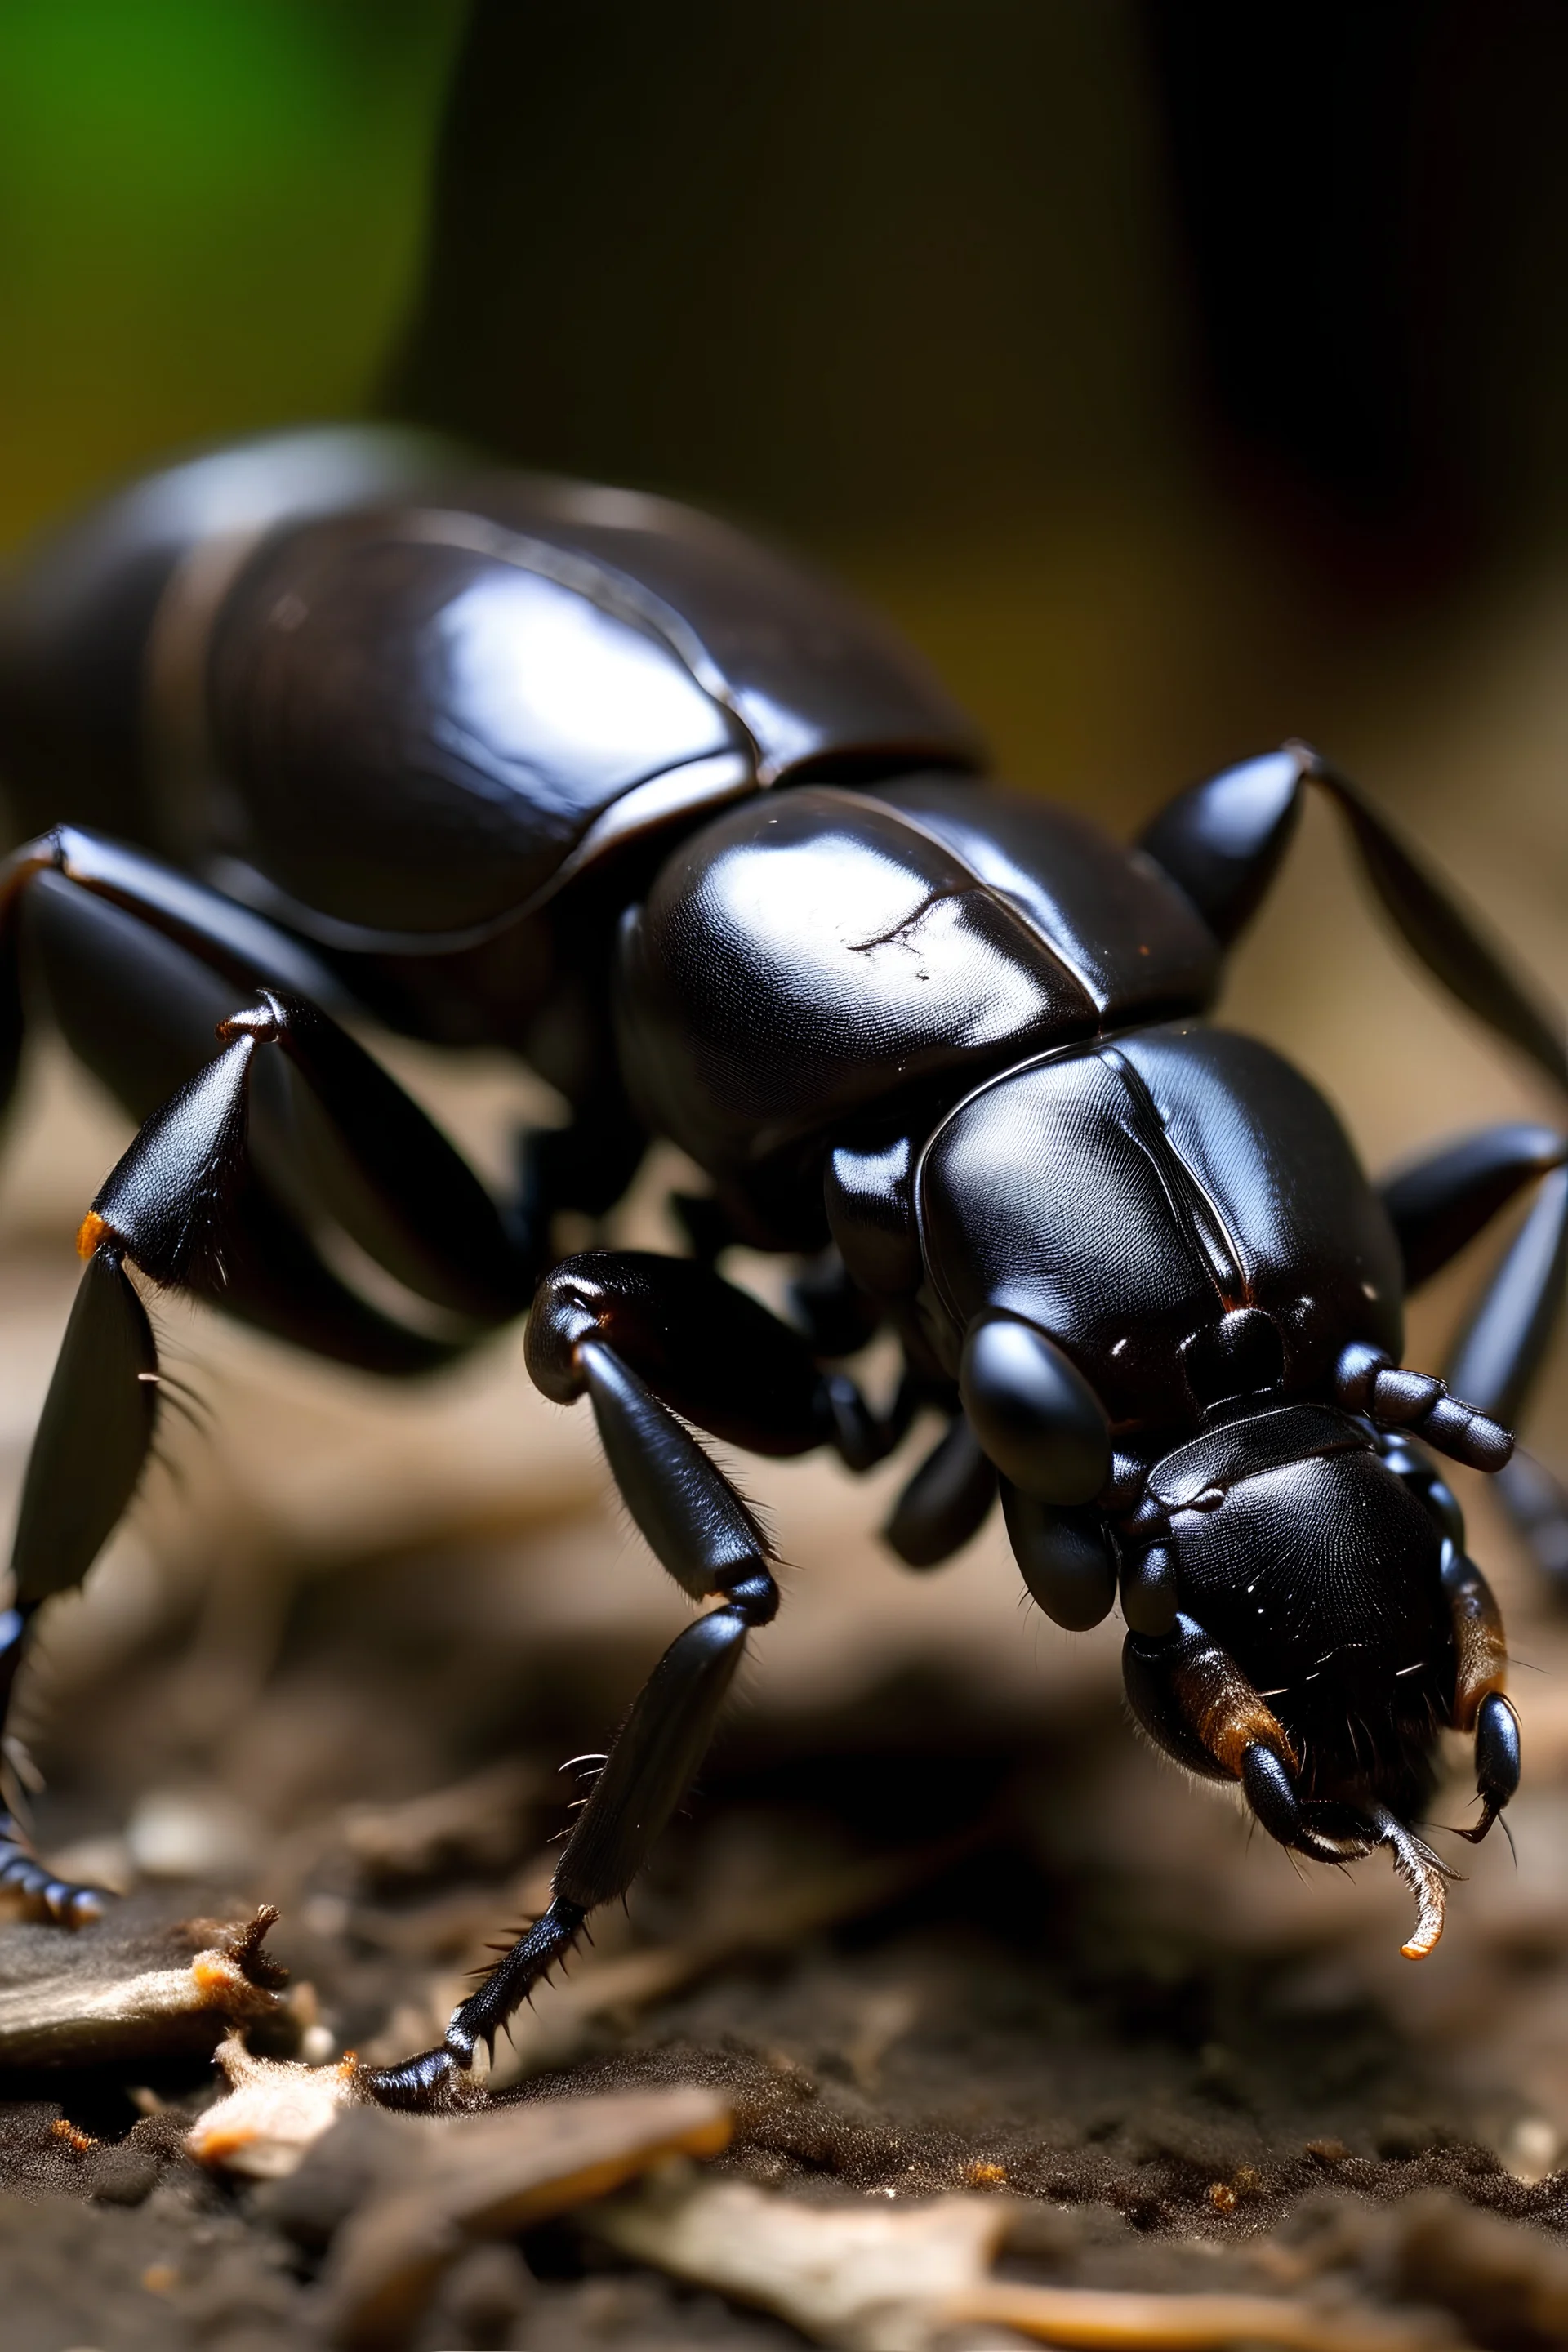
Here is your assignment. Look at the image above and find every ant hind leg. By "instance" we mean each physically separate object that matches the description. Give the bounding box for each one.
[1378,1125,1568,1592]
[0,1241,159,1922]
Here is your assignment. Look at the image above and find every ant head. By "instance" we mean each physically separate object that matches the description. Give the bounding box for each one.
[1126,1405,1453,1815]
[1120,1405,1475,1955]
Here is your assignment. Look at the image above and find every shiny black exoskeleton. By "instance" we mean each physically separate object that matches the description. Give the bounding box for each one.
[0,426,1563,2107]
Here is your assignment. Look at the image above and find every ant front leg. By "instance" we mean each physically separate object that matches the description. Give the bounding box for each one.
[1123,1613,1454,1960]
[1363,1119,1568,1840]
[1376,1448,1523,1851]
[366,1247,856,2109]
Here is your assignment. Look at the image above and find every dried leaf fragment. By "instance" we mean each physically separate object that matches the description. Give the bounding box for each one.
[583,2172,1010,2352]
[0,1904,285,2069]
[185,2034,363,2178]
[585,2174,1458,2352]
[319,2084,730,2350]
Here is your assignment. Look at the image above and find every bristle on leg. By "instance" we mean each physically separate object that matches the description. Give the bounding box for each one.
[1369,1806,1457,1958]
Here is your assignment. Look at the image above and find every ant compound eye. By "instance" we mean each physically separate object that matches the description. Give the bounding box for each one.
[960,1312,1111,1503]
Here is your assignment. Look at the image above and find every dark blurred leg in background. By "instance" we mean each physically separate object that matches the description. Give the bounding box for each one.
[394,2,1568,595]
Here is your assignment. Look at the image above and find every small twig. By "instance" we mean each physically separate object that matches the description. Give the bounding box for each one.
[0,1906,286,2069]
[318,2087,731,2350]
[948,2281,1460,2352]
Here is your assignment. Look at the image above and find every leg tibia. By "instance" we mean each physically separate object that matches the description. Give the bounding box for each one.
[12,1245,158,1607]
[552,1596,765,1915]
[0,1243,157,1927]
[445,1592,770,2069]
[366,1576,778,2109]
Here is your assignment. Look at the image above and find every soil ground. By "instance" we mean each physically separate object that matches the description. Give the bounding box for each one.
[2,616,1568,2346]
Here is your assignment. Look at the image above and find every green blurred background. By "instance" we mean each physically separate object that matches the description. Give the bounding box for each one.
[7,0,1568,817]
[3,0,1568,1177]
[0,0,464,536]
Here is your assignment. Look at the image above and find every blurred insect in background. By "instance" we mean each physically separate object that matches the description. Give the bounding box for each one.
[0,427,1561,2107]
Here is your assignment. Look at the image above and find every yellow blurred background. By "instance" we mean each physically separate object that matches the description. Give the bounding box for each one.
[0,0,464,537]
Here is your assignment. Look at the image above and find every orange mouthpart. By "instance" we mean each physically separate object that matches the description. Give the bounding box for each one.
[75,1210,109,1260]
